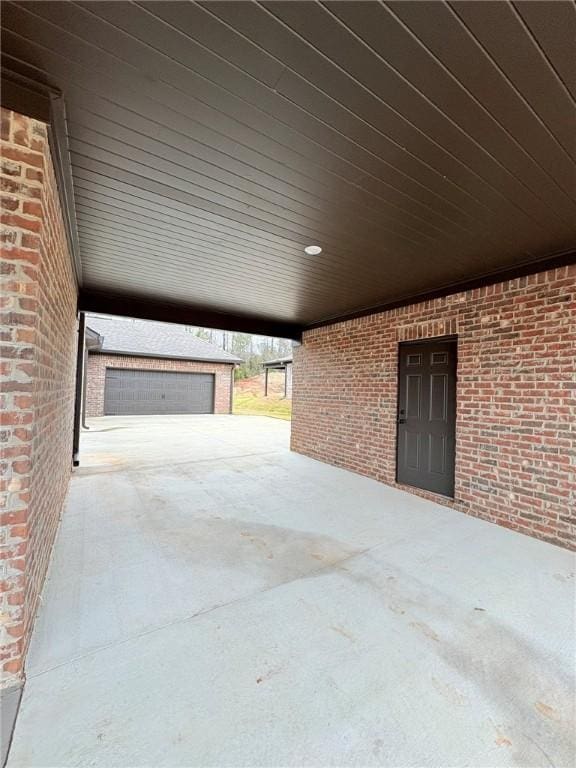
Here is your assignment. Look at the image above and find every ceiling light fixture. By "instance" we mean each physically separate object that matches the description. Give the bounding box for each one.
[304,245,322,256]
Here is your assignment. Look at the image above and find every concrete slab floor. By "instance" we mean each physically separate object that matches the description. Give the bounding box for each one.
[7,415,575,767]
[1,684,22,768]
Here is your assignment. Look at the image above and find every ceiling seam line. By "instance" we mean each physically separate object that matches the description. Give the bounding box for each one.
[255,0,575,229]
[321,0,576,214]
[135,0,499,235]
[195,1,520,220]
[5,23,550,236]
[441,1,576,185]
[12,2,547,233]
[73,206,424,288]
[66,111,471,242]
[510,1,576,108]
[2,47,488,236]
[73,183,515,275]
[382,0,576,172]
[69,152,428,263]
[76,226,391,297]
[68,131,447,249]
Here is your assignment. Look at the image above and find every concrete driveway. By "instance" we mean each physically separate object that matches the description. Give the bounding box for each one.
[8,415,575,767]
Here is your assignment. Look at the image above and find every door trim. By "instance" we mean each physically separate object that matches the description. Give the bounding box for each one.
[395,335,457,497]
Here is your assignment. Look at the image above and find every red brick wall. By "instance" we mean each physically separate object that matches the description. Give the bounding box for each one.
[86,353,234,416]
[1,109,78,686]
[292,266,576,550]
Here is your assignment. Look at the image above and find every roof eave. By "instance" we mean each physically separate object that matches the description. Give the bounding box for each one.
[90,349,243,365]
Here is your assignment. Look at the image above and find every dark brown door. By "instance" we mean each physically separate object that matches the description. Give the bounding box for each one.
[396,338,457,497]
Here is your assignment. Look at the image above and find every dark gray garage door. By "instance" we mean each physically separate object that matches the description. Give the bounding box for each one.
[104,368,215,415]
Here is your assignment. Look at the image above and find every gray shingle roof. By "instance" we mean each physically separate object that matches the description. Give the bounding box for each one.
[263,355,293,367]
[86,315,242,364]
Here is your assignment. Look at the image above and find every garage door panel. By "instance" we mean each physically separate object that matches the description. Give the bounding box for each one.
[104,368,214,415]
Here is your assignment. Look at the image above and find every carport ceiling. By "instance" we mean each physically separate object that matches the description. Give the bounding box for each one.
[2,1,575,337]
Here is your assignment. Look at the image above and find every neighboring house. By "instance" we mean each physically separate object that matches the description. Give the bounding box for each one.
[85,315,242,416]
[263,355,293,399]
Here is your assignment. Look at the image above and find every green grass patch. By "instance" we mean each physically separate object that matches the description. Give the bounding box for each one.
[233,391,292,420]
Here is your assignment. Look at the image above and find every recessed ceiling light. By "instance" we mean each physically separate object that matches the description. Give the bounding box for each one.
[304,245,322,255]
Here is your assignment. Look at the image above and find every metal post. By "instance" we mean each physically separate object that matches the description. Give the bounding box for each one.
[72,311,85,467]
[264,367,269,397]
[284,365,288,398]
[81,345,90,430]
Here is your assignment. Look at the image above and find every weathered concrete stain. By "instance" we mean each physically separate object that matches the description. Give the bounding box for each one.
[80,452,126,470]
[329,625,356,643]
[410,621,440,642]
[255,666,281,684]
[333,555,575,766]
[535,701,560,721]
[15,416,571,768]
[494,725,512,748]
[431,676,468,707]
[372,738,384,759]
[553,571,574,583]
[138,513,362,584]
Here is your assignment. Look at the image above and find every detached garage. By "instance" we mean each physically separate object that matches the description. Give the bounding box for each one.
[85,315,242,417]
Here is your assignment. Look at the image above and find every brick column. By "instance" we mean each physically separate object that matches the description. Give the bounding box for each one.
[1,108,78,688]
